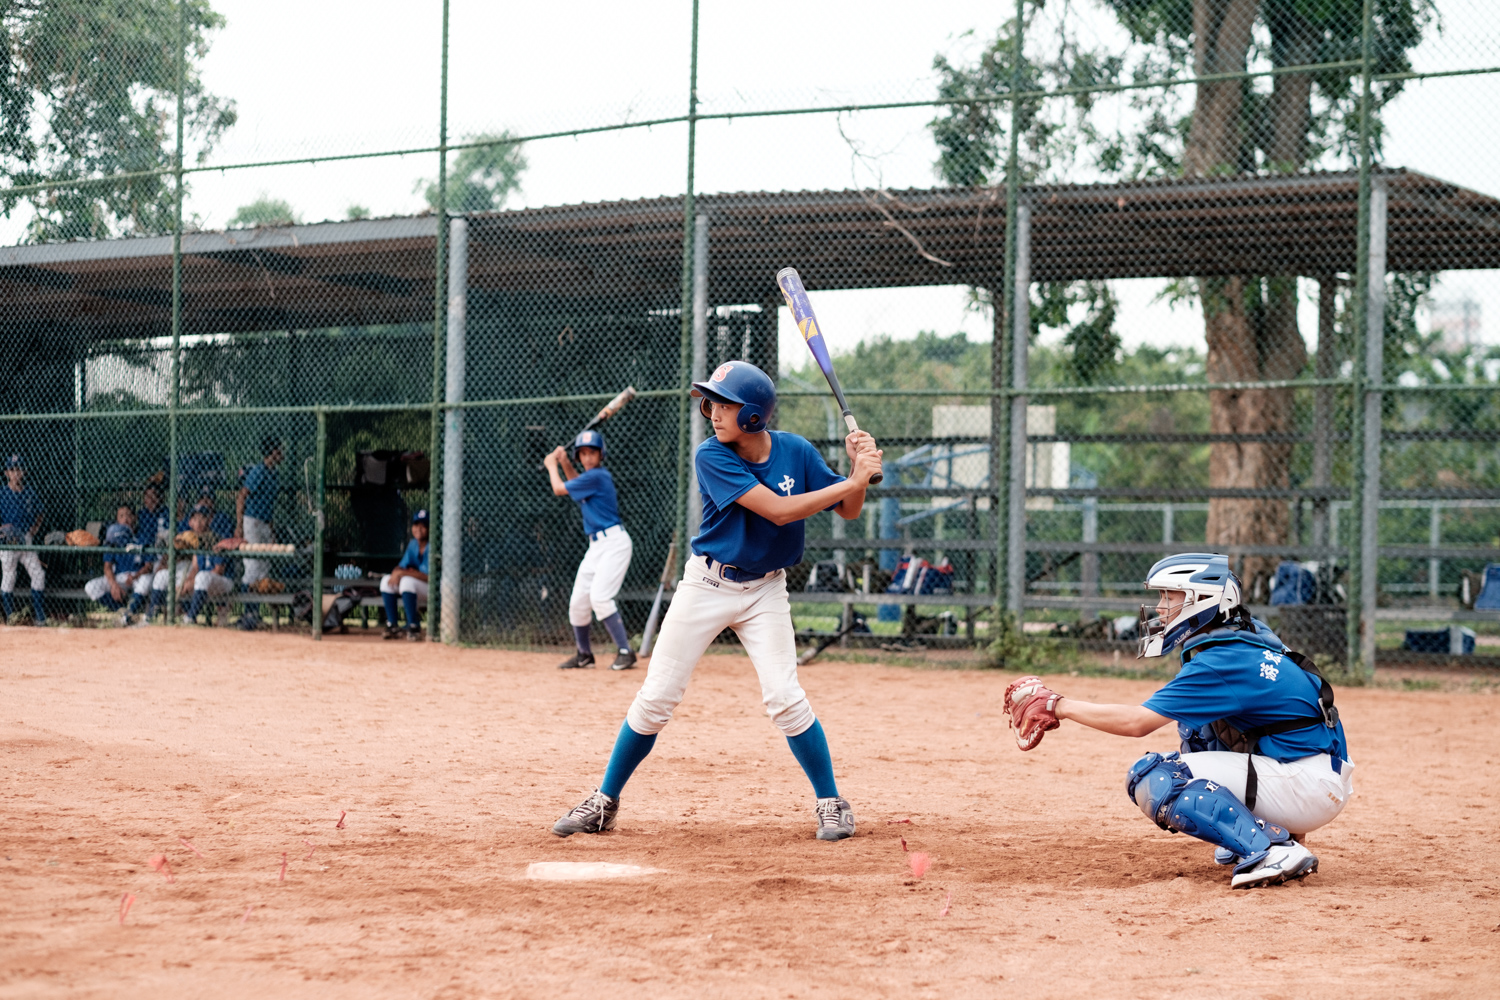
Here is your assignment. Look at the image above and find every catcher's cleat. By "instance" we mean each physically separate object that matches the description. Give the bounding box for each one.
[557,651,596,670]
[1230,841,1318,889]
[814,796,856,841]
[610,649,638,671]
[552,789,618,837]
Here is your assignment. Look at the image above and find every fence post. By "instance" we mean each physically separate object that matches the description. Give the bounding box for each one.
[1428,502,1441,600]
[427,0,451,642]
[674,0,702,575]
[441,217,468,644]
[1348,0,1376,675]
[1359,177,1387,673]
[165,0,188,625]
[688,213,708,540]
[1006,202,1029,615]
[994,0,1025,634]
[312,409,326,640]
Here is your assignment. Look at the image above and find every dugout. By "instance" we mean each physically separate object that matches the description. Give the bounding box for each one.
[0,168,1497,642]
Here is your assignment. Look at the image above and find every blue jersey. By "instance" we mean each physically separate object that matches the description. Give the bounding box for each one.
[0,484,42,538]
[397,538,430,574]
[194,553,226,574]
[691,431,844,575]
[1144,618,1350,764]
[104,548,144,576]
[243,463,278,521]
[564,467,622,537]
[137,505,170,546]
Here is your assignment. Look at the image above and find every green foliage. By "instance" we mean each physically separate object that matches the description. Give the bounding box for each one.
[1,0,237,241]
[422,133,526,213]
[345,204,371,220]
[229,195,298,228]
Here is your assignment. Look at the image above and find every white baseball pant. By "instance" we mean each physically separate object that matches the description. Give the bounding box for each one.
[379,574,429,600]
[85,572,153,602]
[193,572,235,598]
[569,526,632,626]
[241,516,273,586]
[1,533,44,591]
[151,562,193,591]
[1181,750,1355,836]
[626,554,815,738]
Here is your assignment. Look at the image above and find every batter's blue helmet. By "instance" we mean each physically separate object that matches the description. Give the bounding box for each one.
[571,429,606,461]
[691,360,776,433]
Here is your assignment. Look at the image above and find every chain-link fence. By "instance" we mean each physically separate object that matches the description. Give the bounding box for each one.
[0,0,1496,672]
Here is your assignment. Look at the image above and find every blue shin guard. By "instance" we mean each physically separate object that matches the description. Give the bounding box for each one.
[1126,752,1289,870]
[786,720,839,799]
[600,720,656,799]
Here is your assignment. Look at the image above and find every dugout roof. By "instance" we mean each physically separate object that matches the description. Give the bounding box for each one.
[2,167,1497,341]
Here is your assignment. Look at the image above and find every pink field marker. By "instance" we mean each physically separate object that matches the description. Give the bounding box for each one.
[148,854,174,883]
[303,840,317,861]
[939,891,951,917]
[118,893,136,925]
[278,852,287,881]
[241,905,253,924]
[335,811,346,829]
[178,838,204,858]
[908,852,931,879]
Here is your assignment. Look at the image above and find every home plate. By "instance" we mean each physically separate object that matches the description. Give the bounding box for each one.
[526,862,662,881]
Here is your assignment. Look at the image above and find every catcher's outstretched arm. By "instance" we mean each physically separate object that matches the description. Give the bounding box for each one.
[1054,700,1171,739]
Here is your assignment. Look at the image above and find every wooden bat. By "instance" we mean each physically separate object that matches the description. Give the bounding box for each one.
[775,268,883,484]
[581,386,636,433]
[638,533,678,657]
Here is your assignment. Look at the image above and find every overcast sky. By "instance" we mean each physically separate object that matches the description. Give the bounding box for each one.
[17,0,1500,362]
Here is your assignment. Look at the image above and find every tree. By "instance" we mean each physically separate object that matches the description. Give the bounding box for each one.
[228,195,298,228]
[421,133,526,214]
[0,0,237,241]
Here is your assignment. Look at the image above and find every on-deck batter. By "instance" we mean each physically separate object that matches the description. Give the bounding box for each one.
[545,429,637,670]
[551,360,883,842]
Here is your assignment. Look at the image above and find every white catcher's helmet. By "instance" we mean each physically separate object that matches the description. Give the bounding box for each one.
[1137,552,1243,658]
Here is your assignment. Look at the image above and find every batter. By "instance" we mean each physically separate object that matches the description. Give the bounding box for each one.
[552,360,883,841]
[1004,552,1353,889]
[545,429,636,670]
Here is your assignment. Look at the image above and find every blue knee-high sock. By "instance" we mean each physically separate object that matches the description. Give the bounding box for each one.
[126,592,143,616]
[600,720,657,799]
[186,589,206,622]
[786,720,839,799]
[30,589,45,624]
[148,589,165,621]
[573,624,593,654]
[98,592,122,611]
[1,591,13,617]
[600,612,631,653]
[381,591,399,627]
[401,591,419,630]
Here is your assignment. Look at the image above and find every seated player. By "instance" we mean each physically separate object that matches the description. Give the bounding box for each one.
[145,504,218,623]
[83,509,152,625]
[380,509,430,641]
[181,522,235,625]
[137,485,171,548]
[552,360,882,842]
[544,429,636,670]
[1003,553,1352,889]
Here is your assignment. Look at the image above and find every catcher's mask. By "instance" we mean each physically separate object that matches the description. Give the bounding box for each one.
[1137,552,1242,658]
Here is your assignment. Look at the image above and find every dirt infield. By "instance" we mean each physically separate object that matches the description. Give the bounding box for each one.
[2,629,1497,999]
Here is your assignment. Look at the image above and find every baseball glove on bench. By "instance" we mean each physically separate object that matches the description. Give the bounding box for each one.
[1004,675,1062,751]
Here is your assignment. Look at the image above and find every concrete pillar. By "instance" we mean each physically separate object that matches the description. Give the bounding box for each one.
[440,217,467,645]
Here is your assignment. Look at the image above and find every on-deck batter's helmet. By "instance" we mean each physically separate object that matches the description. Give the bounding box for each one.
[570,429,606,461]
[1136,552,1243,658]
[691,360,776,433]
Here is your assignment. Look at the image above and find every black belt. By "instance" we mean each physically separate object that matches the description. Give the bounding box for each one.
[703,556,770,583]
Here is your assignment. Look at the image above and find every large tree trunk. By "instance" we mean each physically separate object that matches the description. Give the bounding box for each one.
[1187,0,1315,594]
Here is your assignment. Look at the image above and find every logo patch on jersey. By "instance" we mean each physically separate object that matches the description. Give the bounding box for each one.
[777,475,795,495]
[1260,663,1280,681]
[710,362,734,383]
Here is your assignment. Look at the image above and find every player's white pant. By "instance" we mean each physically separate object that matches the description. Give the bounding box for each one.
[193,572,235,597]
[1181,751,1354,837]
[151,563,193,591]
[1,533,44,591]
[85,573,154,602]
[569,526,633,626]
[241,516,273,585]
[627,554,815,738]
[379,574,429,599]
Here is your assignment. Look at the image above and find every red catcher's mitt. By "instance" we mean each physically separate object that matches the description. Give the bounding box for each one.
[1004,675,1062,751]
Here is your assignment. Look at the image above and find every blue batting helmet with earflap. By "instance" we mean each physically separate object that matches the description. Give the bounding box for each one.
[571,429,606,461]
[691,360,776,433]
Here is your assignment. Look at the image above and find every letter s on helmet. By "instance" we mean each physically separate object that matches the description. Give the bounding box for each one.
[691,360,776,433]
[1137,552,1243,658]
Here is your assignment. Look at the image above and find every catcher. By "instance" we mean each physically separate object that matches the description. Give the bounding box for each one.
[1004,553,1352,890]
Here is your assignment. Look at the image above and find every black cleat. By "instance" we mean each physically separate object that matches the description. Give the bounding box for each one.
[383,625,403,640]
[610,649,638,671]
[557,651,596,669]
[552,789,618,836]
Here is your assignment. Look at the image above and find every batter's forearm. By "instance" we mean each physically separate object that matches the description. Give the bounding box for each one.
[1053,698,1172,738]
[736,481,862,526]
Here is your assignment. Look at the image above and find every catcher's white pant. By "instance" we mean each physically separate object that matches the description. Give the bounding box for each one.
[1181,750,1354,836]
[241,516,273,585]
[85,572,154,602]
[1,533,44,591]
[379,574,428,599]
[569,526,632,626]
[626,554,815,738]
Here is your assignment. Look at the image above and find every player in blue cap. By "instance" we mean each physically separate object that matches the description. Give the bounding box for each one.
[379,509,431,640]
[544,428,637,670]
[84,508,152,624]
[0,454,47,624]
[552,359,883,842]
[1002,552,1353,889]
